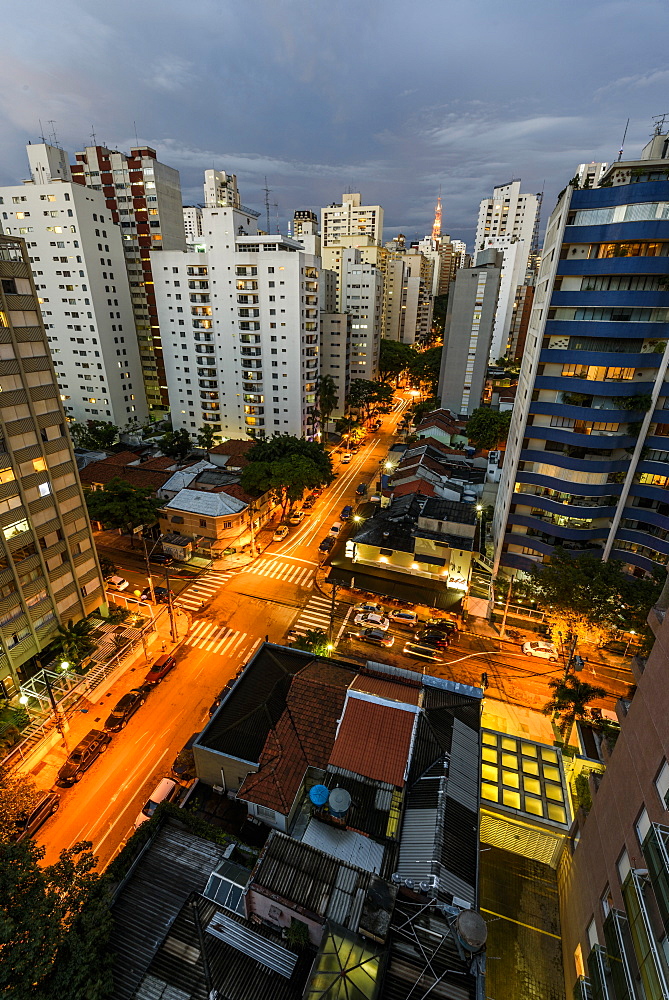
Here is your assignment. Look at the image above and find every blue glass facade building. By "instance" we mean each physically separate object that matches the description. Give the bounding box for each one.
[494,138,669,578]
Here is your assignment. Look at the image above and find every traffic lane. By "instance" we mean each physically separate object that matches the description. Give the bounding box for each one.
[37,639,248,869]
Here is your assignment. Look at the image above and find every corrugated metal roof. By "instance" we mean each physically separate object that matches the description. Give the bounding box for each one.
[302,818,385,874]
[164,487,246,517]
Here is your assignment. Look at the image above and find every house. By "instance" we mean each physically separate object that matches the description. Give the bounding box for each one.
[206,438,254,471]
[78,449,183,493]
[389,439,486,503]
[414,407,468,446]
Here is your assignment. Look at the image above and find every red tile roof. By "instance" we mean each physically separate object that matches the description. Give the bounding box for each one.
[328,696,415,787]
[79,463,171,490]
[237,662,350,814]
[350,674,421,706]
[388,480,437,498]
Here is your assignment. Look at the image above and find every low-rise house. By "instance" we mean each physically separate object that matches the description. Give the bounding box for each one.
[414,407,468,446]
[79,449,192,493]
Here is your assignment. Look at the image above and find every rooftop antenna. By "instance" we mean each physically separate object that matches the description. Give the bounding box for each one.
[263,176,271,234]
[38,119,46,143]
[133,120,139,147]
[274,200,281,235]
[46,120,60,148]
[652,113,669,136]
[90,126,97,146]
[618,117,630,161]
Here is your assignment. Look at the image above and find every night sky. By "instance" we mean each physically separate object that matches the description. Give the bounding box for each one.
[2,0,668,246]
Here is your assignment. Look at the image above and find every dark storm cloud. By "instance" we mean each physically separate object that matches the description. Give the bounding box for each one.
[2,0,669,246]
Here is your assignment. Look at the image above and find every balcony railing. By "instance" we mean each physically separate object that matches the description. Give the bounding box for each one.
[643,823,669,938]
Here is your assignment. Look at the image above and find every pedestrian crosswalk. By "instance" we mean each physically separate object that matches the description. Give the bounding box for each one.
[183,618,263,659]
[290,594,345,638]
[241,558,315,589]
[175,571,234,610]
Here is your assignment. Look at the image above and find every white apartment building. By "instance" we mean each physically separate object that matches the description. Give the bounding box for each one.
[153,204,320,440]
[183,205,203,242]
[204,170,241,209]
[0,144,147,426]
[576,161,608,188]
[321,193,383,248]
[340,249,382,381]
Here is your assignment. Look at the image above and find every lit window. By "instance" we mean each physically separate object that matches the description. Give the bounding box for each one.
[32,458,46,473]
[38,482,51,498]
[3,519,29,540]
[0,467,15,484]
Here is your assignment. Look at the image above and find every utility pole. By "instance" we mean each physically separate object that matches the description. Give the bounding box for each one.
[44,671,67,742]
[141,534,156,603]
[498,576,513,640]
[248,502,257,557]
[328,583,338,647]
[165,565,177,642]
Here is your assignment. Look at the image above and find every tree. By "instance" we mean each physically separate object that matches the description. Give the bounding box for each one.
[291,629,331,656]
[0,839,113,1000]
[410,396,440,425]
[48,618,97,667]
[346,379,394,423]
[315,375,339,441]
[159,428,192,463]
[196,424,217,461]
[69,420,118,452]
[85,477,162,547]
[408,346,442,395]
[0,768,40,845]
[378,340,414,383]
[98,556,116,580]
[528,548,663,648]
[241,435,333,515]
[542,674,607,743]
[465,408,512,450]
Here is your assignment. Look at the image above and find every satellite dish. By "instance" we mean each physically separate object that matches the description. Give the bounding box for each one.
[456,910,488,952]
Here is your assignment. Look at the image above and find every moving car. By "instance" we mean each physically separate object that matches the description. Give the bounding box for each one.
[56,730,112,786]
[273,524,290,542]
[424,617,458,634]
[289,510,305,525]
[150,553,173,566]
[353,628,395,648]
[389,609,419,628]
[134,777,179,829]
[353,612,390,631]
[9,791,60,842]
[144,654,177,685]
[403,641,445,662]
[319,536,335,552]
[522,641,559,662]
[354,602,385,615]
[107,575,129,592]
[355,483,368,496]
[139,585,170,604]
[415,632,450,649]
[104,688,148,732]
[329,522,343,536]
[341,454,352,464]
[340,505,353,521]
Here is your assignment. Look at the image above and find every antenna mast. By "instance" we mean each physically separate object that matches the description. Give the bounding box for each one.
[618,118,630,161]
[263,176,271,234]
[431,192,442,244]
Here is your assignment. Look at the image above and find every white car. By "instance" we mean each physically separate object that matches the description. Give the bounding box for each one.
[389,609,419,628]
[341,454,352,464]
[353,612,390,631]
[107,575,129,592]
[354,602,385,615]
[134,777,179,829]
[273,525,290,542]
[522,641,559,662]
[289,510,305,525]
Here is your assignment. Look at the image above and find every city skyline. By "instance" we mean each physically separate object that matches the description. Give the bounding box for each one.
[1,0,668,243]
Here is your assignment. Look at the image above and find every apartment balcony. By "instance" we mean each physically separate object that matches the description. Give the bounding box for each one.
[304,359,318,370]
[236,280,258,291]
[235,267,257,277]
[242,373,263,385]
[188,281,209,289]
[512,491,618,520]
[240,347,262,357]
[192,320,213,330]
[196,366,218,378]
[187,267,208,277]
[245,417,264,427]
[527,426,635,450]
[541,347,661,369]
[616,527,669,558]
[194,333,213,343]
[243,393,263,404]
[195,345,215,355]
[244,406,264,416]
[198,379,218,389]
[238,309,260,318]
[239,322,261,331]
[200,392,219,401]
[530,400,644,423]
[620,869,669,996]
[237,295,259,305]
[552,289,669,309]
[240,358,262,370]
[240,334,261,344]
[201,403,220,412]
[535,375,655,398]
[509,511,610,542]
[602,909,642,1000]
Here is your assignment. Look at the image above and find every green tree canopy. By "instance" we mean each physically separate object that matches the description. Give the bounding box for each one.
[465,407,512,450]
[346,379,394,422]
[49,618,97,667]
[408,346,442,395]
[0,768,40,845]
[69,420,118,452]
[159,428,193,462]
[241,435,333,513]
[85,477,162,545]
[291,629,331,656]
[315,375,339,440]
[542,673,607,743]
[378,340,414,382]
[196,424,218,460]
[410,396,440,425]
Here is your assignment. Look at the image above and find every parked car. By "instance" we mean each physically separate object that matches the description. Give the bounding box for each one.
[319,536,335,552]
[273,524,290,542]
[353,612,390,631]
[289,510,305,525]
[424,617,458,633]
[144,654,177,685]
[522,641,559,662]
[389,609,419,628]
[403,641,445,662]
[312,487,324,497]
[107,575,129,592]
[341,454,352,464]
[139,585,170,604]
[354,602,385,615]
[353,628,395,648]
[329,521,343,536]
[9,791,60,842]
[104,688,148,732]
[355,483,368,496]
[134,777,179,829]
[340,505,353,521]
[56,730,112,786]
[374,420,382,429]
[415,632,450,649]
[302,496,316,509]
[150,553,173,566]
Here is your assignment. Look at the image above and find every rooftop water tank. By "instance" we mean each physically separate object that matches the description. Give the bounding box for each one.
[328,786,351,819]
[309,784,330,808]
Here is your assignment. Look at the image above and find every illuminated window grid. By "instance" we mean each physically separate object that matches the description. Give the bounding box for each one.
[480,730,569,827]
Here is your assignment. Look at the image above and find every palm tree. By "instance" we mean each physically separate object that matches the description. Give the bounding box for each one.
[315,376,339,443]
[49,619,97,667]
[291,629,331,656]
[542,673,606,744]
[196,424,218,462]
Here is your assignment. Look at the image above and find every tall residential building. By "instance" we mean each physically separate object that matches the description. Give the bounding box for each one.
[153,200,320,441]
[0,235,105,694]
[291,210,320,256]
[203,169,241,209]
[321,192,383,247]
[339,249,383,381]
[493,132,669,578]
[71,143,185,414]
[438,249,503,417]
[0,143,147,426]
[183,205,203,243]
[475,180,540,359]
[575,161,609,189]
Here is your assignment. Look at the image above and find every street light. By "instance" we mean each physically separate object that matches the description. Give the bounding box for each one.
[60,661,70,672]
[624,630,637,657]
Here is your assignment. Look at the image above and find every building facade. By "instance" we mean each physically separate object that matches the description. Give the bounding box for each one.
[153,201,320,441]
[339,249,382,381]
[0,143,148,427]
[321,192,383,248]
[71,143,185,414]
[0,235,105,693]
[183,205,203,243]
[493,134,669,578]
